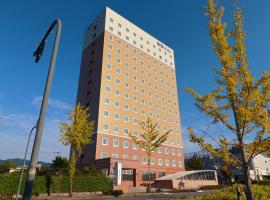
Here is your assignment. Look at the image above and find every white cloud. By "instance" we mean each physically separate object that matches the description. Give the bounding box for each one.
[0,109,69,162]
[32,96,72,111]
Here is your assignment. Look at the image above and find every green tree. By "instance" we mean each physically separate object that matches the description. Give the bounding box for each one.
[185,1,270,199]
[59,103,95,197]
[0,161,16,173]
[128,117,170,192]
[185,155,204,171]
[51,156,69,176]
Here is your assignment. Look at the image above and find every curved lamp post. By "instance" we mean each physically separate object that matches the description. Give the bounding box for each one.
[23,19,62,200]
[16,124,37,200]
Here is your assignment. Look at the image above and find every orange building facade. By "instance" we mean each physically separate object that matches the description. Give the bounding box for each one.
[76,7,185,192]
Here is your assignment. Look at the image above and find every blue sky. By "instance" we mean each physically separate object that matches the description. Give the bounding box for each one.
[0,0,270,162]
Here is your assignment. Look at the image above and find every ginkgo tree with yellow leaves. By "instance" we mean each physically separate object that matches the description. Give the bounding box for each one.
[185,1,270,200]
[59,103,95,197]
[128,117,171,192]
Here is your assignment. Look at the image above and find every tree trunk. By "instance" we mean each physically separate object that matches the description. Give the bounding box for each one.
[147,157,151,193]
[69,147,75,197]
[243,165,254,200]
[239,145,254,200]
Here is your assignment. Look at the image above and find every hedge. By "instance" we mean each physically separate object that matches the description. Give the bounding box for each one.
[0,175,112,195]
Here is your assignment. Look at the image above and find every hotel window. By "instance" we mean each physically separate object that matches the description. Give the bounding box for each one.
[113,139,119,147]
[150,158,155,165]
[109,18,114,23]
[158,147,162,153]
[133,32,136,37]
[106,64,112,69]
[133,86,137,91]
[112,154,118,158]
[124,104,129,110]
[105,87,111,93]
[133,118,138,124]
[133,96,137,102]
[140,61,144,66]
[124,93,129,99]
[109,26,113,31]
[116,78,121,84]
[148,101,152,107]
[116,67,121,74]
[133,76,137,81]
[133,107,138,113]
[118,23,122,28]
[106,75,111,81]
[165,159,170,166]
[115,101,120,108]
[142,157,147,164]
[104,111,109,117]
[178,149,182,156]
[123,128,129,134]
[148,92,152,97]
[158,159,162,166]
[104,98,110,105]
[133,40,137,45]
[140,45,143,49]
[179,161,183,167]
[124,115,129,122]
[165,148,169,155]
[133,57,136,62]
[116,49,121,54]
[125,36,129,41]
[123,141,129,148]
[115,89,120,96]
[102,137,108,145]
[125,54,129,58]
[117,31,122,36]
[101,152,108,159]
[133,66,137,71]
[141,110,145,115]
[171,149,175,155]
[141,99,145,104]
[133,49,137,53]
[114,113,120,120]
[171,138,174,144]
[123,155,129,160]
[132,130,138,136]
[133,156,138,161]
[113,126,119,133]
[103,124,109,131]
[133,143,138,150]
[107,54,112,60]
[141,147,146,151]
[126,28,129,32]
[141,79,145,85]
[108,44,112,49]
[124,82,129,88]
[125,72,129,78]
[116,58,121,64]
[141,70,144,75]
[125,44,129,49]
[117,39,122,45]
[109,35,113,41]
[172,160,176,167]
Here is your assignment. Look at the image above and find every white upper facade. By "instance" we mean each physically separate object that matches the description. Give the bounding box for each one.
[83,7,175,69]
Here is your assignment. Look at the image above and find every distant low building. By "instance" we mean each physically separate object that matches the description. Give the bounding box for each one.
[185,149,270,183]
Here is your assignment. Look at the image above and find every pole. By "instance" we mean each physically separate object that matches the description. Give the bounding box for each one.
[16,125,37,200]
[23,19,61,200]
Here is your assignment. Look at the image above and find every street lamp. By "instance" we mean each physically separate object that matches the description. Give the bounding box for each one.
[23,19,62,200]
[16,124,37,200]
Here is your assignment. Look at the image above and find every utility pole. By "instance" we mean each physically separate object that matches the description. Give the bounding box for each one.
[23,19,62,200]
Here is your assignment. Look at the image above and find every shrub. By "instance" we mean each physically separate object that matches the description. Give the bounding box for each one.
[0,175,112,195]
[111,190,123,197]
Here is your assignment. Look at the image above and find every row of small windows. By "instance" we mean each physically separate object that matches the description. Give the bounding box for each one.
[106,53,175,79]
[107,33,174,68]
[107,21,173,64]
[102,137,182,155]
[101,151,182,167]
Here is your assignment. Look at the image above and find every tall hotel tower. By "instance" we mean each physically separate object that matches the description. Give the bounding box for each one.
[76,7,184,191]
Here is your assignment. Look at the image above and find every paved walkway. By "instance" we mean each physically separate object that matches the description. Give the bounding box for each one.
[32,190,214,200]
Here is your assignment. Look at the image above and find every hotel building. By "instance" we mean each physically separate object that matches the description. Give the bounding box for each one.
[76,7,184,191]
